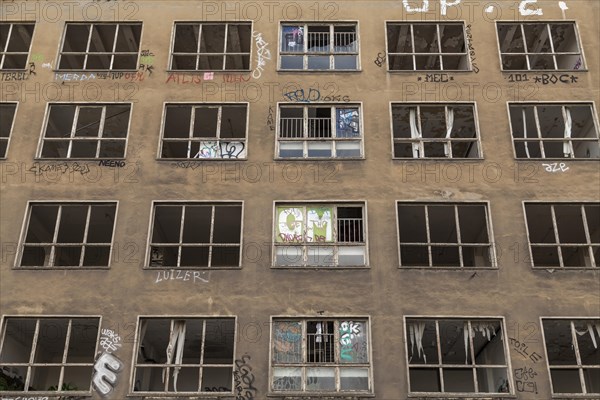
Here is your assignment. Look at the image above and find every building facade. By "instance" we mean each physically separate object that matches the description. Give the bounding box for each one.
[0,0,599,399]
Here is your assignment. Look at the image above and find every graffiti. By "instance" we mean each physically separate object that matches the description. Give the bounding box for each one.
[192,141,246,159]
[54,71,145,82]
[339,321,361,361]
[542,162,569,173]
[204,72,214,81]
[1,72,29,81]
[92,352,123,397]
[234,354,257,400]
[465,24,479,73]
[165,72,203,84]
[267,106,275,131]
[29,162,91,176]
[42,62,53,69]
[273,321,302,363]
[223,74,251,83]
[534,73,578,85]
[99,329,122,353]
[507,73,530,82]
[252,31,272,79]
[30,53,44,63]
[307,207,333,242]
[509,337,543,363]
[418,73,454,82]
[284,88,350,103]
[519,0,543,15]
[154,269,209,284]
[98,160,126,168]
[205,386,229,391]
[277,207,304,242]
[28,62,36,76]
[272,376,299,391]
[514,365,538,393]
[374,52,386,67]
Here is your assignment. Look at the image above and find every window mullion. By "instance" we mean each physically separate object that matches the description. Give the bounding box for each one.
[217,106,223,140]
[334,320,340,391]
[24,319,41,391]
[549,205,564,268]
[468,320,478,392]
[570,321,587,393]
[437,24,444,70]
[177,206,186,267]
[435,320,444,392]
[417,106,424,157]
[67,106,80,158]
[111,24,120,70]
[196,24,202,70]
[425,205,432,266]
[546,24,558,69]
[58,319,73,390]
[331,106,336,158]
[302,321,307,390]
[79,205,93,266]
[84,24,94,69]
[50,205,63,267]
[222,24,229,70]
[580,205,596,267]
[484,204,496,267]
[303,106,309,158]
[330,25,334,69]
[97,106,107,158]
[533,106,546,158]
[520,24,531,70]
[189,107,195,158]
[410,25,416,70]
[208,205,216,267]
[199,319,207,391]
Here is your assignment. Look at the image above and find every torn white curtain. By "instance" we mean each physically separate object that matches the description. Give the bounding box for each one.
[444,107,454,157]
[522,108,531,158]
[409,108,422,158]
[574,323,599,349]
[465,322,497,364]
[163,320,186,392]
[564,107,573,157]
[409,322,427,363]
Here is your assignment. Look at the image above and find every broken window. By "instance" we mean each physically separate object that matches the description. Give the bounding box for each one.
[280,23,358,70]
[278,105,362,158]
[497,22,584,70]
[509,103,600,159]
[0,317,99,394]
[0,102,17,158]
[39,104,131,159]
[133,317,235,394]
[271,318,371,394]
[274,203,366,267]
[160,104,247,159]
[18,202,117,268]
[524,203,599,268]
[58,23,141,70]
[0,23,35,69]
[386,23,469,71]
[397,203,495,268]
[148,202,242,268]
[170,23,251,70]
[392,104,480,158]
[406,318,511,394]
[542,319,600,394]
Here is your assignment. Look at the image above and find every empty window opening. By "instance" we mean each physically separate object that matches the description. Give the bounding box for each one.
[0,317,99,393]
[40,104,130,159]
[497,22,584,71]
[406,318,510,394]
[542,319,600,394]
[387,23,469,71]
[397,203,494,268]
[278,105,362,159]
[133,318,235,394]
[19,203,117,268]
[148,203,242,268]
[0,102,17,158]
[509,104,599,159]
[271,318,371,393]
[171,23,251,71]
[58,23,141,70]
[524,203,599,268]
[280,23,358,70]
[0,23,35,70]
[161,104,247,159]
[392,104,480,158]
[274,204,366,267]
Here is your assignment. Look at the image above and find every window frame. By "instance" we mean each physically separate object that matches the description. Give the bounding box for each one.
[540,316,600,397]
[395,201,497,269]
[0,22,35,71]
[158,102,250,160]
[167,21,253,72]
[495,20,587,72]
[268,315,374,396]
[278,21,361,72]
[507,101,600,160]
[389,101,483,160]
[522,201,599,269]
[0,314,102,397]
[128,315,238,397]
[385,21,472,72]
[15,200,119,269]
[144,200,245,270]
[55,21,143,72]
[35,102,133,160]
[403,315,515,397]
[275,102,365,160]
[271,201,369,269]
[0,101,18,159]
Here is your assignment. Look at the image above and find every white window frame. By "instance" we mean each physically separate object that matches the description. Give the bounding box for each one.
[269,315,373,395]
[507,102,600,160]
[0,315,102,397]
[276,102,364,160]
[272,201,369,268]
[158,102,249,160]
[389,102,483,159]
[129,315,238,396]
[278,21,360,71]
[0,22,35,70]
[540,317,600,396]
[385,21,471,72]
[403,315,514,397]
[495,21,586,72]
[396,201,497,269]
[144,201,244,269]
[523,201,599,269]
[168,21,253,71]
[36,102,133,160]
[56,22,143,71]
[0,101,18,159]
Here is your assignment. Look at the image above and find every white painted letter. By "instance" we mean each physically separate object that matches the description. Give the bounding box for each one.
[402,0,429,12]
[519,0,543,15]
[441,0,461,15]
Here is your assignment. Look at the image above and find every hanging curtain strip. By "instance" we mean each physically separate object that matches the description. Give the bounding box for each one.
[522,108,531,158]
[564,107,573,157]
[444,107,454,157]
[138,320,148,361]
[163,320,186,391]
[409,108,421,158]
[464,322,470,364]
[173,321,186,392]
